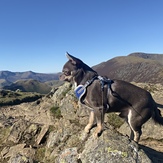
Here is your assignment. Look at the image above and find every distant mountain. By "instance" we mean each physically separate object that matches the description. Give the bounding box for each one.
[0,70,60,90]
[3,79,51,94]
[0,71,60,83]
[93,53,163,84]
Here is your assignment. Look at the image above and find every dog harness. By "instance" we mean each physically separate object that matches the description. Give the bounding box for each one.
[74,76,112,104]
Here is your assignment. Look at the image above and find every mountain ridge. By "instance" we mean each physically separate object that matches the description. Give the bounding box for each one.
[93,53,163,84]
[3,79,52,94]
[0,70,59,83]
[129,52,163,65]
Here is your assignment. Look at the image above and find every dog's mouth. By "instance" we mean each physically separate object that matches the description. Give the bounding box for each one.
[60,74,72,82]
[59,71,73,82]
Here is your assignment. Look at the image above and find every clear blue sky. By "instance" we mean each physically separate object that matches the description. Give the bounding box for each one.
[0,0,163,73]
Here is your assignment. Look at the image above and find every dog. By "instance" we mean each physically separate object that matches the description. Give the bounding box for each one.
[60,52,163,142]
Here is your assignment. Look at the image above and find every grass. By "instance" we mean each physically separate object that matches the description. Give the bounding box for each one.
[50,105,62,119]
[34,147,46,162]
[61,85,72,97]
[106,113,125,129]
[0,127,10,143]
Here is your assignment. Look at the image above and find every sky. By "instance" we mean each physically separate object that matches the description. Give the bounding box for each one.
[0,0,163,73]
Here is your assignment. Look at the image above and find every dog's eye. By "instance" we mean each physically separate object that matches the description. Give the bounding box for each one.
[63,70,70,76]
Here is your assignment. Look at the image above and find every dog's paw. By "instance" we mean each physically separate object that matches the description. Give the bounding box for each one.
[84,126,91,134]
[93,132,99,139]
[93,130,102,139]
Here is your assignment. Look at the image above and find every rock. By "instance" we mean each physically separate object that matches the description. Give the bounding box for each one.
[8,153,33,163]
[56,147,78,163]
[52,82,72,105]
[8,119,30,143]
[46,118,81,149]
[50,127,152,163]
[118,119,163,140]
[25,123,39,138]
[79,129,151,163]
[0,82,163,162]
[58,85,79,121]
[0,114,16,127]
[46,131,60,148]
[36,125,49,145]
[1,144,26,159]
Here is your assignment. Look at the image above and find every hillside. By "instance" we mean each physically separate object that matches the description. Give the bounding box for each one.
[0,79,11,88]
[3,79,52,94]
[93,53,163,84]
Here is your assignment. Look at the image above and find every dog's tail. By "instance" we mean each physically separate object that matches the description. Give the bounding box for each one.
[152,103,163,125]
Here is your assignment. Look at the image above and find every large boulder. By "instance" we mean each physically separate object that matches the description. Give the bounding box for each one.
[53,126,151,163]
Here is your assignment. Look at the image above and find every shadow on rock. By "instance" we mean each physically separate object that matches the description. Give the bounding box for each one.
[139,144,163,163]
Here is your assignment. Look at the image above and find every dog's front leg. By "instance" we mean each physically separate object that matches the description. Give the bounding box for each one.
[94,107,105,138]
[84,111,95,133]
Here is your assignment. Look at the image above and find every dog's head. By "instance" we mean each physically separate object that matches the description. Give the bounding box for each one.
[59,52,83,82]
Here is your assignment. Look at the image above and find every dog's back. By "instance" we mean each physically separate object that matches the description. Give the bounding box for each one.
[108,79,153,112]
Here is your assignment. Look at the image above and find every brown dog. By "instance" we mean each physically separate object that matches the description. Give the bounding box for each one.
[60,52,163,142]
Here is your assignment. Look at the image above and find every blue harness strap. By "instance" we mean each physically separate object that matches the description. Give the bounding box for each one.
[74,76,97,103]
[75,85,86,101]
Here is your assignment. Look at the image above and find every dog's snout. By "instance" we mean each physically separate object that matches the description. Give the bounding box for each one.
[59,73,65,81]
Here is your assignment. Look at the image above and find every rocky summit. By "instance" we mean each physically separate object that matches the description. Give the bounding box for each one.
[0,82,163,163]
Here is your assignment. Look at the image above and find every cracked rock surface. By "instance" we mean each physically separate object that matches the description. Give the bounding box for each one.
[0,82,163,162]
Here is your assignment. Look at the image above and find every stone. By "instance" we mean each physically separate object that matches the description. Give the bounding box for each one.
[1,144,26,158]
[8,119,30,143]
[79,129,152,163]
[57,147,78,163]
[8,153,33,163]
[36,125,49,145]
[118,119,163,141]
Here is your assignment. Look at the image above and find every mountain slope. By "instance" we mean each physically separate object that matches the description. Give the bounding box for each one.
[3,79,51,94]
[0,79,12,88]
[93,55,163,84]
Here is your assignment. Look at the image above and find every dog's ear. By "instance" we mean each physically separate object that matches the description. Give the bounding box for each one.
[66,52,81,65]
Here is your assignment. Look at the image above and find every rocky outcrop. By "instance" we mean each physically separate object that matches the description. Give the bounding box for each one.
[0,82,163,162]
